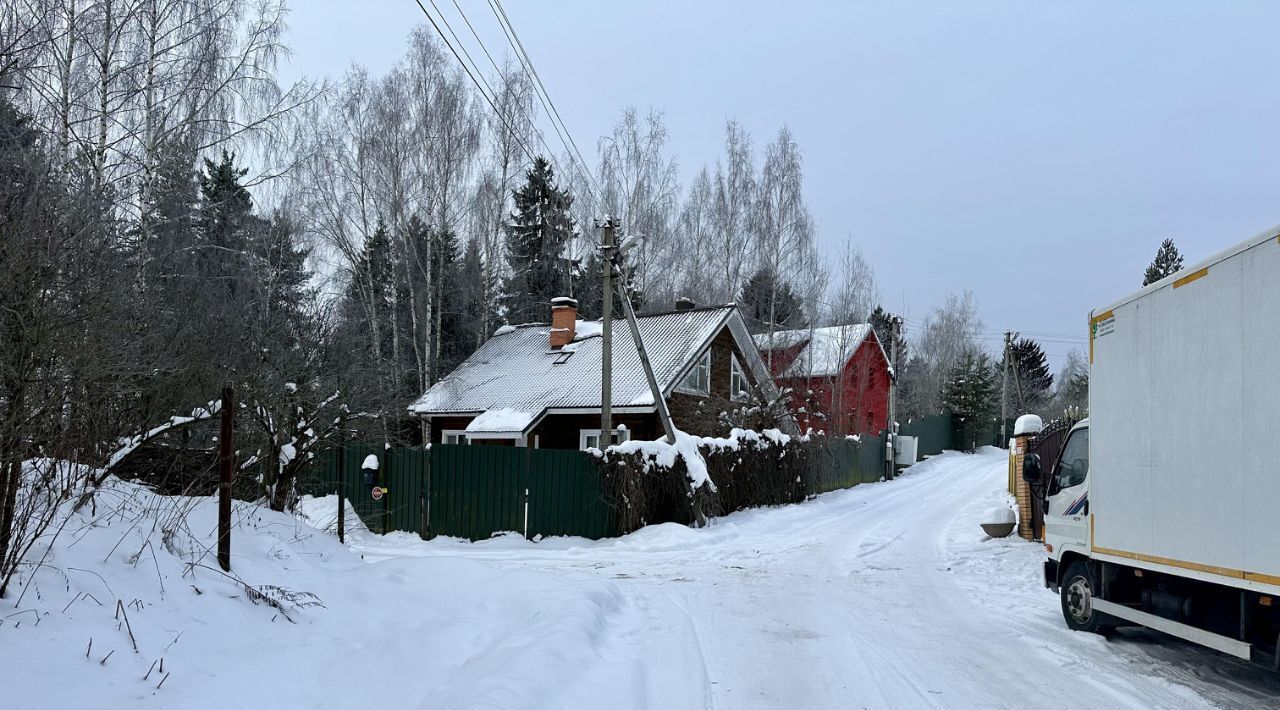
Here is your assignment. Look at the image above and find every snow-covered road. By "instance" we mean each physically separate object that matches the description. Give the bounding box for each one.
[356,448,1280,709]
[11,449,1279,709]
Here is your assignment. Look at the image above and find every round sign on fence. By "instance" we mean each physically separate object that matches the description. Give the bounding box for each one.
[371,486,384,501]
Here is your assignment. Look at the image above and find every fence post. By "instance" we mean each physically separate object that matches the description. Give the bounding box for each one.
[382,449,390,535]
[336,433,346,544]
[217,386,233,572]
[523,487,530,540]
[424,447,433,540]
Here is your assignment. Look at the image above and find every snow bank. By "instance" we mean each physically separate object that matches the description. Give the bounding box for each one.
[294,494,370,536]
[1,471,644,710]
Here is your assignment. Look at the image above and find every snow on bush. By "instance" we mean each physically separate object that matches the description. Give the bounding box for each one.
[594,428,856,534]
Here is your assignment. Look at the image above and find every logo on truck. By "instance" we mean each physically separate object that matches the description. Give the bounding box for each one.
[1092,314,1115,339]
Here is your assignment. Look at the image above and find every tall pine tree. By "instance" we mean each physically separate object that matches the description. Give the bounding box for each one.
[1007,338,1053,412]
[1142,238,1184,286]
[501,157,577,324]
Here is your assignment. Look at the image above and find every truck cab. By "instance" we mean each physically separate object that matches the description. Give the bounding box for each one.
[1037,419,1090,593]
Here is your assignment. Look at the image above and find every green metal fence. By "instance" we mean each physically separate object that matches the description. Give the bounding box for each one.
[805,437,885,494]
[302,421,969,542]
[305,444,615,541]
[900,413,958,457]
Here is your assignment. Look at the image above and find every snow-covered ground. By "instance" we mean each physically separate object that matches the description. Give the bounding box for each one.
[5,449,1279,708]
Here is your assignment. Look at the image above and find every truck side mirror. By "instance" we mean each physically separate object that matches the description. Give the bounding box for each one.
[1022,453,1042,485]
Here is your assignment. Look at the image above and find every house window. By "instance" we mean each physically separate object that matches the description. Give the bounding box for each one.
[442,430,468,445]
[580,428,630,451]
[730,355,750,402]
[676,350,711,395]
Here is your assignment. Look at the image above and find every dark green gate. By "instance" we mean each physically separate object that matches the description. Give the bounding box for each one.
[305,444,616,541]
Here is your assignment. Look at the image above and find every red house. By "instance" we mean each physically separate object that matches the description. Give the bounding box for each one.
[754,324,892,436]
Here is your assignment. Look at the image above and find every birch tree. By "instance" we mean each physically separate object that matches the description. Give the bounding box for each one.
[591,107,680,308]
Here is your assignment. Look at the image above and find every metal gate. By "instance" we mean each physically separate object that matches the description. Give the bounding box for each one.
[305,444,617,541]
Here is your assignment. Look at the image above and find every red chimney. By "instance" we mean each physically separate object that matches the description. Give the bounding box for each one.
[549,297,578,349]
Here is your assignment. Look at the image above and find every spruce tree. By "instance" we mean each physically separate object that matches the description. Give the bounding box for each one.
[1142,238,1184,286]
[739,267,806,333]
[869,305,907,362]
[941,348,999,451]
[257,211,312,322]
[198,150,255,250]
[1007,338,1053,412]
[454,237,500,350]
[576,248,644,320]
[501,157,577,324]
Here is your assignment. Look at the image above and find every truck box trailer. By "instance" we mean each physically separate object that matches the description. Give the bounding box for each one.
[1028,225,1280,666]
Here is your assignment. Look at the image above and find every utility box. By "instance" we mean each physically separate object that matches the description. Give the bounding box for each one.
[894,436,918,466]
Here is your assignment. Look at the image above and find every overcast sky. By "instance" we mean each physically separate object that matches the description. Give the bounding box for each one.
[281,1,1280,370]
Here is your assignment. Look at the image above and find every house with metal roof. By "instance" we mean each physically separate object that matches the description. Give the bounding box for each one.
[754,324,891,437]
[409,298,783,449]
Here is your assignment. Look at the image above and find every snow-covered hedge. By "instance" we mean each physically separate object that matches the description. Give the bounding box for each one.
[594,429,844,534]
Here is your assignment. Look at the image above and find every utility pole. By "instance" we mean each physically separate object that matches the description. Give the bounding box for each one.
[609,260,676,444]
[598,216,616,444]
[886,316,902,481]
[607,240,702,527]
[1011,341,1026,412]
[217,386,233,572]
[1001,331,1012,445]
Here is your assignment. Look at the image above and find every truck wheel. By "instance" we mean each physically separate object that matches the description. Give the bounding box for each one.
[1061,560,1112,635]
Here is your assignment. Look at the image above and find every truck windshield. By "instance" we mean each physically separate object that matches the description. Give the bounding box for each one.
[1054,428,1089,491]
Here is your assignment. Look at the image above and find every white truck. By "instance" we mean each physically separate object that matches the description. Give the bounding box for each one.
[1027,225,1280,666]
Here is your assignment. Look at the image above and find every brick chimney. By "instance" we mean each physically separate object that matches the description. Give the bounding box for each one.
[549,297,578,349]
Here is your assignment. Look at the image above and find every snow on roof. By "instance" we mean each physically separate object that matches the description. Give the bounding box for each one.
[465,408,537,434]
[410,306,755,428]
[753,324,876,378]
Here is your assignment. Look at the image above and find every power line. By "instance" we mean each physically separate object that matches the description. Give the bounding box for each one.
[485,0,603,201]
[411,0,574,196]
[441,0,599,207]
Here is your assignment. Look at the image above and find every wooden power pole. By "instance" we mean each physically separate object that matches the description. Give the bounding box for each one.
[217,386,234,571]
[606,238,699,526]
[1001,331,1012,445]
[599,217,616,443]
[886,316,902,480]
